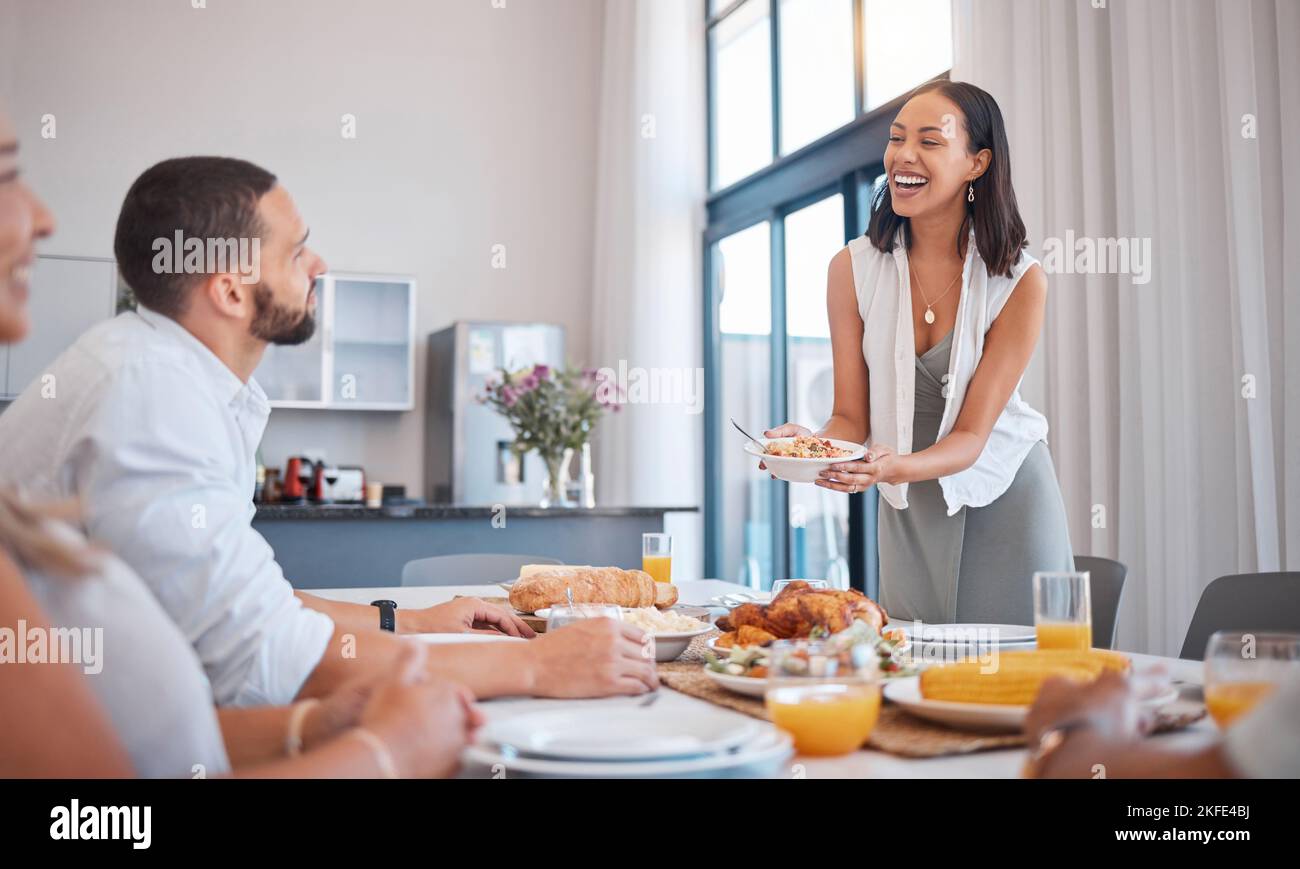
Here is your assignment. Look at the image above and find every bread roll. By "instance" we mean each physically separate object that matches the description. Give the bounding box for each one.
[518,564,593,578]
[508,567,656,613]
[654,582,678,608]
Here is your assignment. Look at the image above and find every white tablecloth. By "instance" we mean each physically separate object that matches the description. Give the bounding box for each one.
[304,581,1217,778]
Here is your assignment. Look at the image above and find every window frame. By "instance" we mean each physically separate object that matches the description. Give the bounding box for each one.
[703,0,950,591]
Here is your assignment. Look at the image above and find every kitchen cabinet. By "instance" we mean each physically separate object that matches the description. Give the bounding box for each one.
[254,272,416,411]
[2,256,119,400]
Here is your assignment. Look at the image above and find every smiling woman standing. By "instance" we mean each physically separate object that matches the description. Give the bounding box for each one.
[765,80,1073,626]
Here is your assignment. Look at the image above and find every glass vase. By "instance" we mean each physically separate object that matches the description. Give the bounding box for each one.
[539,449,574,508]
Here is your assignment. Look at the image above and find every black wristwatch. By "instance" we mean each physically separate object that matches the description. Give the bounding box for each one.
[370,599,398,632]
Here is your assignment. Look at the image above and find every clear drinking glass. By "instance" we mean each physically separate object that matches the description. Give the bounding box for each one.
[763,639,881,756]
[1033,571,1092,651]
[546,603,623,632]
[1203,631,1300,729]
[642,533,673,585]
[771,578,830,595]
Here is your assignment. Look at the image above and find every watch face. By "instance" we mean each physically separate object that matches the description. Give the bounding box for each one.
[371,600,397,608]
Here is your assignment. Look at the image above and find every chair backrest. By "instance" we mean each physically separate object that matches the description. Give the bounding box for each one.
[1180,572,1300,660]
[400,554,562,588]
[1074,555,1128,650]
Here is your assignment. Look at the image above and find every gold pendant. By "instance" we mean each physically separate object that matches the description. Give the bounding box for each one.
[924,307,936,325]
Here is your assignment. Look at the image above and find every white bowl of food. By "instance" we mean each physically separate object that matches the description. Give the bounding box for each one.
[744,436,867,484]
[620,607,715,662]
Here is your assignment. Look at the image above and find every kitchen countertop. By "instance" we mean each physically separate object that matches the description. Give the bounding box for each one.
[254,504,699,520]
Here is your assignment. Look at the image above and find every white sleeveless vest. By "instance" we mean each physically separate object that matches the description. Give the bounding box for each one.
[847,230,1048,516]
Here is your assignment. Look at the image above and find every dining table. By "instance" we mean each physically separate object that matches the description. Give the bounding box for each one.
[305,580,1218,778]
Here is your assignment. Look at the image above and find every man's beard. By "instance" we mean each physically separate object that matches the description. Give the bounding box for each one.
[250,281,316,346]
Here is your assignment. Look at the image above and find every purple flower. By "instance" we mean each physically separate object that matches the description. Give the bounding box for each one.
[532,364,551,381]
[502,386,518,407]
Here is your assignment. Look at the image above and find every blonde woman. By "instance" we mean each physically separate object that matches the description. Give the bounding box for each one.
[0,109,477,778]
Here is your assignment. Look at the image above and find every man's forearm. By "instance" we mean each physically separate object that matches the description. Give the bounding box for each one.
[297,591,438,635]
[295,622,407,699]
[423,643,538,699]
[294,617,538,701]
[297,592,391,633]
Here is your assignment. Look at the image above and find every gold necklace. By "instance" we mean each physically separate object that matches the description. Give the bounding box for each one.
[913,267,962,325]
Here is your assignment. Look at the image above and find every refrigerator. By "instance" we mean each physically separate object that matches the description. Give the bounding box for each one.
[424,321,566,505]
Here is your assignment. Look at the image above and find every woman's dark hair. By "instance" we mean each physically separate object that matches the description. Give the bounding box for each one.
[867,80,1027,277]
[114,156,277,318]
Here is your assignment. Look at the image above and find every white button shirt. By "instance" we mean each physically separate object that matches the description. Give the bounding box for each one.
[0,307,334,706]
[847,232,1050,516]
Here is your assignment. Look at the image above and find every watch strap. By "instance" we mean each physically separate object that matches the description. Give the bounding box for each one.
[370,599,397,632]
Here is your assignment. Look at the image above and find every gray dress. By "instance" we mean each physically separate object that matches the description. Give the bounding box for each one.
[878,330,1074,625]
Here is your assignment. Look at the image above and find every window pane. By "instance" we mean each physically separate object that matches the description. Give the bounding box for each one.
[863,0,953,111]
[783,194,850,588]
[715,222,773,588]
[711,0,773,189]
[778,0,856,154]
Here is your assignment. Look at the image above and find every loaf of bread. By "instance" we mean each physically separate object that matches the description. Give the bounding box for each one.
[509,566,672,612]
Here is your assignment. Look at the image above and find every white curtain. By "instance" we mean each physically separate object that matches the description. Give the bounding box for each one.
[954,0,1299,655]
[589,0,707,577]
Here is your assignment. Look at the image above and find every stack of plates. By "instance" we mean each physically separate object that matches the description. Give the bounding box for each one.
[888,622,1037,664]
[463,705,792,779]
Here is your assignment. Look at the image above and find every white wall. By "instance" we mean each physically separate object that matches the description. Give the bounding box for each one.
[1,0,605,497]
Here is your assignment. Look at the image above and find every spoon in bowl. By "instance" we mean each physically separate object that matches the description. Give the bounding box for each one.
[730,418,768,453]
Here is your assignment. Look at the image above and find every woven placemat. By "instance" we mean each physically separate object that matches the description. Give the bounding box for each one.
[659,632,1207,759]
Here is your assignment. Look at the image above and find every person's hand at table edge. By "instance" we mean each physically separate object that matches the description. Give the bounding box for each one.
[398,597,536,638]
[510,618,657,698]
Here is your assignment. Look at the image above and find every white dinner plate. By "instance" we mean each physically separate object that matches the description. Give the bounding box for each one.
[464,727,792,779]
[889,622,1038,646]
[708,591,773,608]
[884,676,1181,733]
[478,705,761,762]
[703,667,770,698]
[743,438,868,484]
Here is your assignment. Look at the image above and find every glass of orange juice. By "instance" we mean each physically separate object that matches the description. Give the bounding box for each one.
[1033,571,1092,650]
[1203,631,1300,728]
[763,639,882,756]
[642,533,673,585]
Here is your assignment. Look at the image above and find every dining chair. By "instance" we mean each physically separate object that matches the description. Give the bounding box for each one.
[1179,572,1300,660]
[1074,555,1128,650]
[400,554,562,588]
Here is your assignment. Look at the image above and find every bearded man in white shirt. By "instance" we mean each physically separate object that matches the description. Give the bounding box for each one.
[0,156,656,707]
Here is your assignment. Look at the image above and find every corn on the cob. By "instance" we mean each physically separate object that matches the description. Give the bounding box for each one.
[997,648,1131,674]
[918,648,1131,706]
